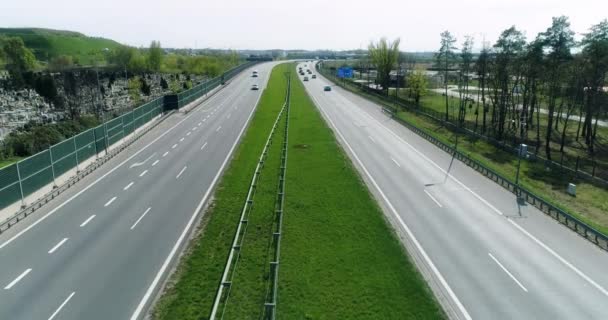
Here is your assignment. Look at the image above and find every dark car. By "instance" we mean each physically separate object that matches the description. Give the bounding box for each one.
[324,86,331,91]
[312,75,317,79]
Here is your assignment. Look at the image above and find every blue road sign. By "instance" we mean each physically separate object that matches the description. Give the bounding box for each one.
[337,67,353,78]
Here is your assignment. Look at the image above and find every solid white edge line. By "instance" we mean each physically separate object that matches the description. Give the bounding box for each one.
[139,170,148,177]
[152,160,160,167]
[4,268,32,290]
[48,291,76,320]
[104,197,117,207]
[130,207,152,230]
[124,182,134,191]
[201,142,208,151]
[129,64,265,320]
[507,219,608,297]
[423,189,443,208]
[488,252,528,292]
[176,166,188,179]
[48,238,69,254]
[0,76,235,250]
[329,73,608,299]
[79,215,96,227]
[309,93,472,320]
[390,157,401,167]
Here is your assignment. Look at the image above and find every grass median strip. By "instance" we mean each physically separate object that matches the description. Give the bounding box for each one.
[153,63,289,320]
[277,65,445,319]
[154,62,444,319]
[220,97,287,319]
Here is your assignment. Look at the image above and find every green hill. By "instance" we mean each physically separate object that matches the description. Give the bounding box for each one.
[0,28,123,65]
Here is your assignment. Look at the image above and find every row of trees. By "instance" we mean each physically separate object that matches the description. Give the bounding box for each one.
[436,17,608,159]
[366,17,608,159]
[108,42,241,77]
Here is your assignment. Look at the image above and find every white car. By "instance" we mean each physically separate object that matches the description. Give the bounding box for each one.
[251,84,259,90]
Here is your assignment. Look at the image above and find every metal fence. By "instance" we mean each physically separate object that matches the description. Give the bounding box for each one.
[0,61,260,213]
[177,62,258,108]
[0,97,163,211]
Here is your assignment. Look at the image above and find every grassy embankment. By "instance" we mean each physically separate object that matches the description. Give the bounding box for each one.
[0,28,121,65]
[154,62,445,319]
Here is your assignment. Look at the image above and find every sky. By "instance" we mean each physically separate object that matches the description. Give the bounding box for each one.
[2,0,607,51]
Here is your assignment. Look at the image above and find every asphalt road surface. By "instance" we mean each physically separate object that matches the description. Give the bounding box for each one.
[302,62,608,320]
[0,62,277,320]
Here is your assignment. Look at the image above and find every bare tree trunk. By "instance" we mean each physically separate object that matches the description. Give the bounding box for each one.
[560,104,575,152]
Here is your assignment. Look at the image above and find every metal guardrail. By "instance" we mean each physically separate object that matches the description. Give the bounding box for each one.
[381,107,608,251]
[264,73,290,320]
[0,109,172,234]
[210,83,290,319]
[0,61,258,215]
[0,61,261,233]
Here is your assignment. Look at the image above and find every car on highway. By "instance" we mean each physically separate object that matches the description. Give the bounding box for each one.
[303,76,309,81]
[324,86,331,91]
[312,75,317,79]
[251,84,259,90]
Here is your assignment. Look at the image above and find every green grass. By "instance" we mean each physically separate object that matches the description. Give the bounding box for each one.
[393,109,608,235]
[154,62,445,319]
[276,64,445,319]
[0,28,122,65]
[0,157,21,169]
[220,67,288,318]
[153,63,289,320]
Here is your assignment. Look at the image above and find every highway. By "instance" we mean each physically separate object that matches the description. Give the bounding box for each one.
[302,62,608,319]
[0,61,277,320]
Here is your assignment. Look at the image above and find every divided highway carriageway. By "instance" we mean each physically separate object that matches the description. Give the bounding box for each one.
[0,62,279,320]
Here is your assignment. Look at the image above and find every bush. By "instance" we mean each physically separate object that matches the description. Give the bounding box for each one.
[1,115,100,158]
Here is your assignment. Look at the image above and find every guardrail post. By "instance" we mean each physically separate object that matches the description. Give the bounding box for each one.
[73,137,80,173]
[15,161,26,208]
[49,147,57,188]
[103,121,109,154]
[93,129,99,159]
